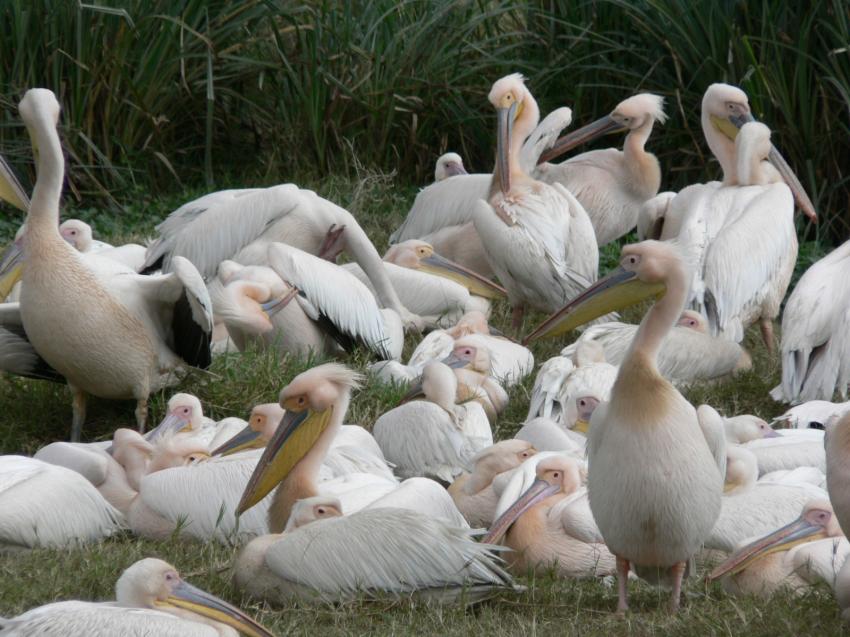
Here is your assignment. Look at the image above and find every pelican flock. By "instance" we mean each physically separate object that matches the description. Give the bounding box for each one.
[1,65,848,635]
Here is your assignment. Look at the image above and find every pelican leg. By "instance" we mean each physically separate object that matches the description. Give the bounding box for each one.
[135,399,148,433]
[760,318,775,354]
[70,386,87,442]
[317,224,346,263]
[668,560,687,613]
[511,304,525,331]
[615,555,630,615]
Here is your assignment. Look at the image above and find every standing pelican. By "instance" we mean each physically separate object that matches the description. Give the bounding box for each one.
[0,557,274,636]
[525,240,724,612]
[826,411,850,621]
[535,94,667,245]
[660,85,816,347]
[0,89,213,440]
[771,240,850,403]
[473,74,598,326]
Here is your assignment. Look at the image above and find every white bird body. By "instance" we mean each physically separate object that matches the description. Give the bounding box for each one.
[743,431,826,474]
[773,400,850,429]
[456,332,534,387]
[0,455,122,549]
[367,477,469,527]
[772,240,850,403]
[514,418,587,456]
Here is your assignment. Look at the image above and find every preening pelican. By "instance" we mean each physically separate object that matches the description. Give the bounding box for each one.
[434,152,468,181]
[473,74,598,326]
[484,454,616,577]
[373,361,492,482]
[526,240,724,612]
[0,557,275,636]
[708,501,848,598]
[771,240,850,403]
[535,93,667,245]
[0,89,213,441]
[661,85,815,347]
[234,495,515,604]
[141,184,421,330]
[0,455,122,549]
[558,310,750,385]
[448,439,537,527]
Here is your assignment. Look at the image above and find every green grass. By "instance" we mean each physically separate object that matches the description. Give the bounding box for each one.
[0,175,844,634]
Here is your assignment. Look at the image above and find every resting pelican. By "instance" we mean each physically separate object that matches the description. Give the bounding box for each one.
[0,455,122,549]
[771,240,850,403]
[0,557,274,636]
[59,219,147,271]
[234,495,515,604]
[723,414,779,444]
[434,152,468,181]
[708,501,848,598]
[707,445,828,553]
[473,74,598,326]
[0,89,213,440]
[660,85,815,347]
[448,439,537,527]
[526,240,725,612]
[535,93,667,245]
[558,310,750,385]
[484,454,616,577]
[145,393,247,448]
[373,361,492,482]
[141,181,422,330]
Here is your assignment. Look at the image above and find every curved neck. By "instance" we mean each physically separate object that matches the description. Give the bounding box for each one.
[26,111,64,233]
[629,266,689,368]
[623,121,652,159]
[701,112,737,185]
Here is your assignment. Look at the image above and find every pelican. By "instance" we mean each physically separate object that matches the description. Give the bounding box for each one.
[234,495,515,604]
[141,181,422,330]
[661,85,816,347]
[773,400,850,429]
[0,557,274,636]
[0,455,122,549]
[0,89,213,441]
[447,439,537,527]
[484,454,617,578]
[373,361,492,482]
[451,332,534,387]
[525,240,725,612]
[558,310,751,385]
[514,417,587,456]
[433,152,468,181]
[473,74,598,326]
[59,219,147,271]
[144,392,246,447]
[771,240,850,403]
[535,93,667,245]
[708,501,848,598]
[723,414,779,444]
[707,445,828,553]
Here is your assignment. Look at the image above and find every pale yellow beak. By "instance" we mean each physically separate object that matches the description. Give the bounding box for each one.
[420,252,507,299]
[482,478,561,545]
[0,154,30,212]
[211,424,265,457]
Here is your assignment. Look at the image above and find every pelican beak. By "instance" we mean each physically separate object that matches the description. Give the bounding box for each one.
[237,406,334,514]
[496,101,518,194]
[211,424,264,456]
[260,288,299,319]
[707,514,829,581]
[0,154,30,212]
[0,240,23,300]
[159,578,276,637]
[538,115,626,164]
[482,478,561,544]
[524,266,665,343]
[572,419,590,434]
[145,413,191,442]
[445,162,468,178]
[399,377,427,404]
[420,252,507,299]
[763,427,781,439]
[440,353,472,370]
[712,113,817,222]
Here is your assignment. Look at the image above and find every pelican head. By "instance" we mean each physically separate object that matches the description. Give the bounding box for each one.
[539,93,666,164]
[212,402,285,456]
[489,73,538,195]
[676,309,707,333]
[434,152,468,181]
[724,414,779,444]
[708,501,840,581]
[146,393,205,442]
[525,240,682,341]
[568,395,601,434]
[442,338,492,374]
[383,240,506,299]
[703,83,816,221]
[483,455,582,544]
[58,219,93,251]
[116,558,275,637]
[284,495,344,531]
[237,363,362,515]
